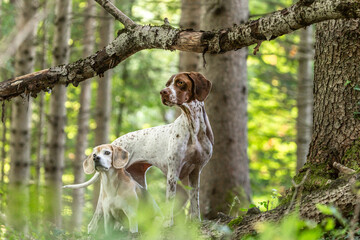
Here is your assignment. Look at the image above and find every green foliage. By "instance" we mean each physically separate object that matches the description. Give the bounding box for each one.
[248,0,300,201]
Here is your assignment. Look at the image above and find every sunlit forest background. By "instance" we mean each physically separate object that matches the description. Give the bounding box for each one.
[0,0,311,238]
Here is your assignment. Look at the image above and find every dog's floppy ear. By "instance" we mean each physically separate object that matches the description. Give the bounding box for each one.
[83,152,95,174]
[112,145,129,169]
[187,72,212,101]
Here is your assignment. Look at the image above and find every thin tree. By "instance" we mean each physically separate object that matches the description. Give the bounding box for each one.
[44,0,72,227]
[7,0,38,232]
[199,0,251,218]
[8,0,37,229]
[296,27,314,172]
[93,0,114,208]
[71,0,96,230]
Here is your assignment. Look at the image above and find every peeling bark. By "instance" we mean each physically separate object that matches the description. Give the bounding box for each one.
[0,0,359,101]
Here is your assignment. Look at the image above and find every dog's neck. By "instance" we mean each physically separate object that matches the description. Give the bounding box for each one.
[100,168,129,196]
[178,100,213,145]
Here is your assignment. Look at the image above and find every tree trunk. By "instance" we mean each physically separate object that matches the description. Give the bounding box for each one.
[296,27,314,172]
[307,19,360,170]
[71,0,96,230]
[179,0,201,72]
[230,18,360,238]
[93,1,114,209]
[7,0,37,232]
[44,0,72,227]
[199,0,251,219]
[231,173,359,238]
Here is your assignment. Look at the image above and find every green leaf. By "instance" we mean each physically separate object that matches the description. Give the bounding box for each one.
[316,204,333,215]
[177,180,193,190]
[344,80,351,86]
[354,85,360,91]
[249,203,256,208]
[323,217,335,231]
[239,208,248,212]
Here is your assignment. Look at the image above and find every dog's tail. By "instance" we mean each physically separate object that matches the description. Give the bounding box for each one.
[63,172,100,189]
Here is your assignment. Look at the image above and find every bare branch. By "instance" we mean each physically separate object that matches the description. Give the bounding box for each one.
[1,0,360,100]
[333,162,356,175]
[94,0,137,28]
[285,169,310,215]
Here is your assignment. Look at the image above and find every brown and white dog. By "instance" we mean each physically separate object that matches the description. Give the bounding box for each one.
[73,72,213,229]
[110,72,214,225]
[64,144,140,234]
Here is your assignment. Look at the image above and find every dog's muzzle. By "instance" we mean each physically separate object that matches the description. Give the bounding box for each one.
[160,88,175,106]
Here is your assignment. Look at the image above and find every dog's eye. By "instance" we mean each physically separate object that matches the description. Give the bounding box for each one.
[177,81,184,86]
[93,154,96,157]
[104,151,111,155]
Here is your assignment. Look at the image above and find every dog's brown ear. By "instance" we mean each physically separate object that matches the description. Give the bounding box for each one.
[187,72,212,101]
[83,152,95,174]
[112,145,129,169]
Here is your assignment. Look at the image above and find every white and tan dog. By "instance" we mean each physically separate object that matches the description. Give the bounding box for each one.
[64,144,141,234]
[72,72,213,229]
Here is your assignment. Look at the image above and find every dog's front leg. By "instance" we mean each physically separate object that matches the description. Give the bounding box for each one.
[123,206,138,233]
[103,210,112,235]
[88,188,104,234]
[189,168,201,220]
[164,167,178,227]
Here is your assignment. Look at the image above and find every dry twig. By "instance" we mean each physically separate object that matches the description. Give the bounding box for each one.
[94,0,137,28]
[285,169,310,215]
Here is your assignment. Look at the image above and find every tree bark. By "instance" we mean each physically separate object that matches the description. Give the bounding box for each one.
[296,27,314,172]
[231,17,360,239]
[231,173,359,238]
[93,0,114,209]
[1,0,359,101]
[71,0,96,230]
[308,19,360,169]
[44,0,72,227]
[179,0,201,72]
[7,0,37,232]
[199,0,251,219]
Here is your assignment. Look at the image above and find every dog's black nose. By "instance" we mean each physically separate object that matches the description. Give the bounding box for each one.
[160,88,169,96]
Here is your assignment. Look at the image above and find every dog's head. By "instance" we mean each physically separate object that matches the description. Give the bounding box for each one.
[160,72,212,106]
[83,144,129,174]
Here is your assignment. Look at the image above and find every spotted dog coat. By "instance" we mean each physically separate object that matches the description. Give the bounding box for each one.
[91,72,213,227]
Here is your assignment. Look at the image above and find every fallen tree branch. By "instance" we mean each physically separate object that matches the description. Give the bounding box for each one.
[1,0,360,101]
[94,0,137,28]
[231,173,359,238]
[333,162,356,175]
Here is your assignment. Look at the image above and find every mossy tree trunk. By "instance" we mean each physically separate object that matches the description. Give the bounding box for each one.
[228,18,360,240]
[306,19,360,173]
